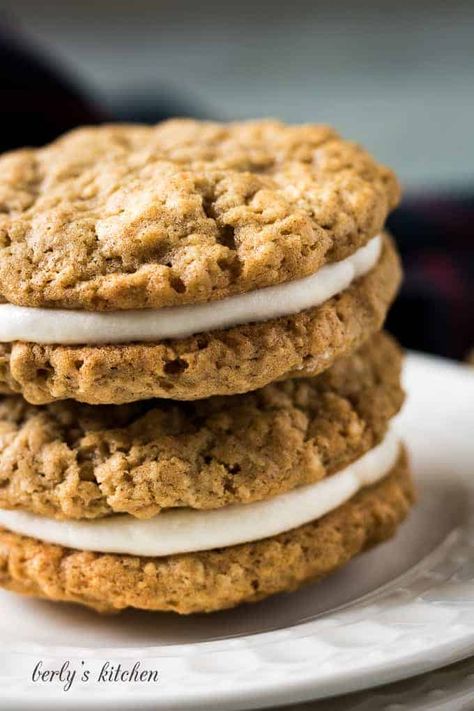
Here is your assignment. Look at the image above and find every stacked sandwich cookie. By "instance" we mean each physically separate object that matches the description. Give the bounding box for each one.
[0,120,414,613]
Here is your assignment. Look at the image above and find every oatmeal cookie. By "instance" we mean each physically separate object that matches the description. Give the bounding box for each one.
[0,119,399,311]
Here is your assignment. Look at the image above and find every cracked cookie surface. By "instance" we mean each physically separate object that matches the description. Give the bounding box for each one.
[0,119,399,311]
[0,332,403,520]
[0,453,414,613]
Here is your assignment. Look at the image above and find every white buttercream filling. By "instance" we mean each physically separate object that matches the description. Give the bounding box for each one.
[0,428,400,557]
[0,236,381,344]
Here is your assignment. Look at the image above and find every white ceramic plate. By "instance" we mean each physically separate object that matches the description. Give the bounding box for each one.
[1,352,474,710]
[281,654,474,710]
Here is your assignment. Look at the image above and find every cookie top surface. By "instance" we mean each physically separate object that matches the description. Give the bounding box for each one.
[0,332,403,520]
[0,119,400,310]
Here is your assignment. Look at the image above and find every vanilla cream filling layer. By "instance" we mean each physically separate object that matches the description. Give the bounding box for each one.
[0,236,382,344]
[0,428,400,557]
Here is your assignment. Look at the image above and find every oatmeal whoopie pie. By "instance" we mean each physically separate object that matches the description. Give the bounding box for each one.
[0,456,413,614]
[0,119,401,405]
[0,333,414,614]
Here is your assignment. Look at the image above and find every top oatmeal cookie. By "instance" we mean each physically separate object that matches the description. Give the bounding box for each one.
[0,119,400,311]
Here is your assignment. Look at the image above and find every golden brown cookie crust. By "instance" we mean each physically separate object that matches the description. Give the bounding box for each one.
[0,332,403,521]
[0,452,414,614]
[0,234,401,405]
[0,119,399,311]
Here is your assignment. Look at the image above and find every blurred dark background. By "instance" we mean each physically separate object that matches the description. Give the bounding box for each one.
[1,0,473,360]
